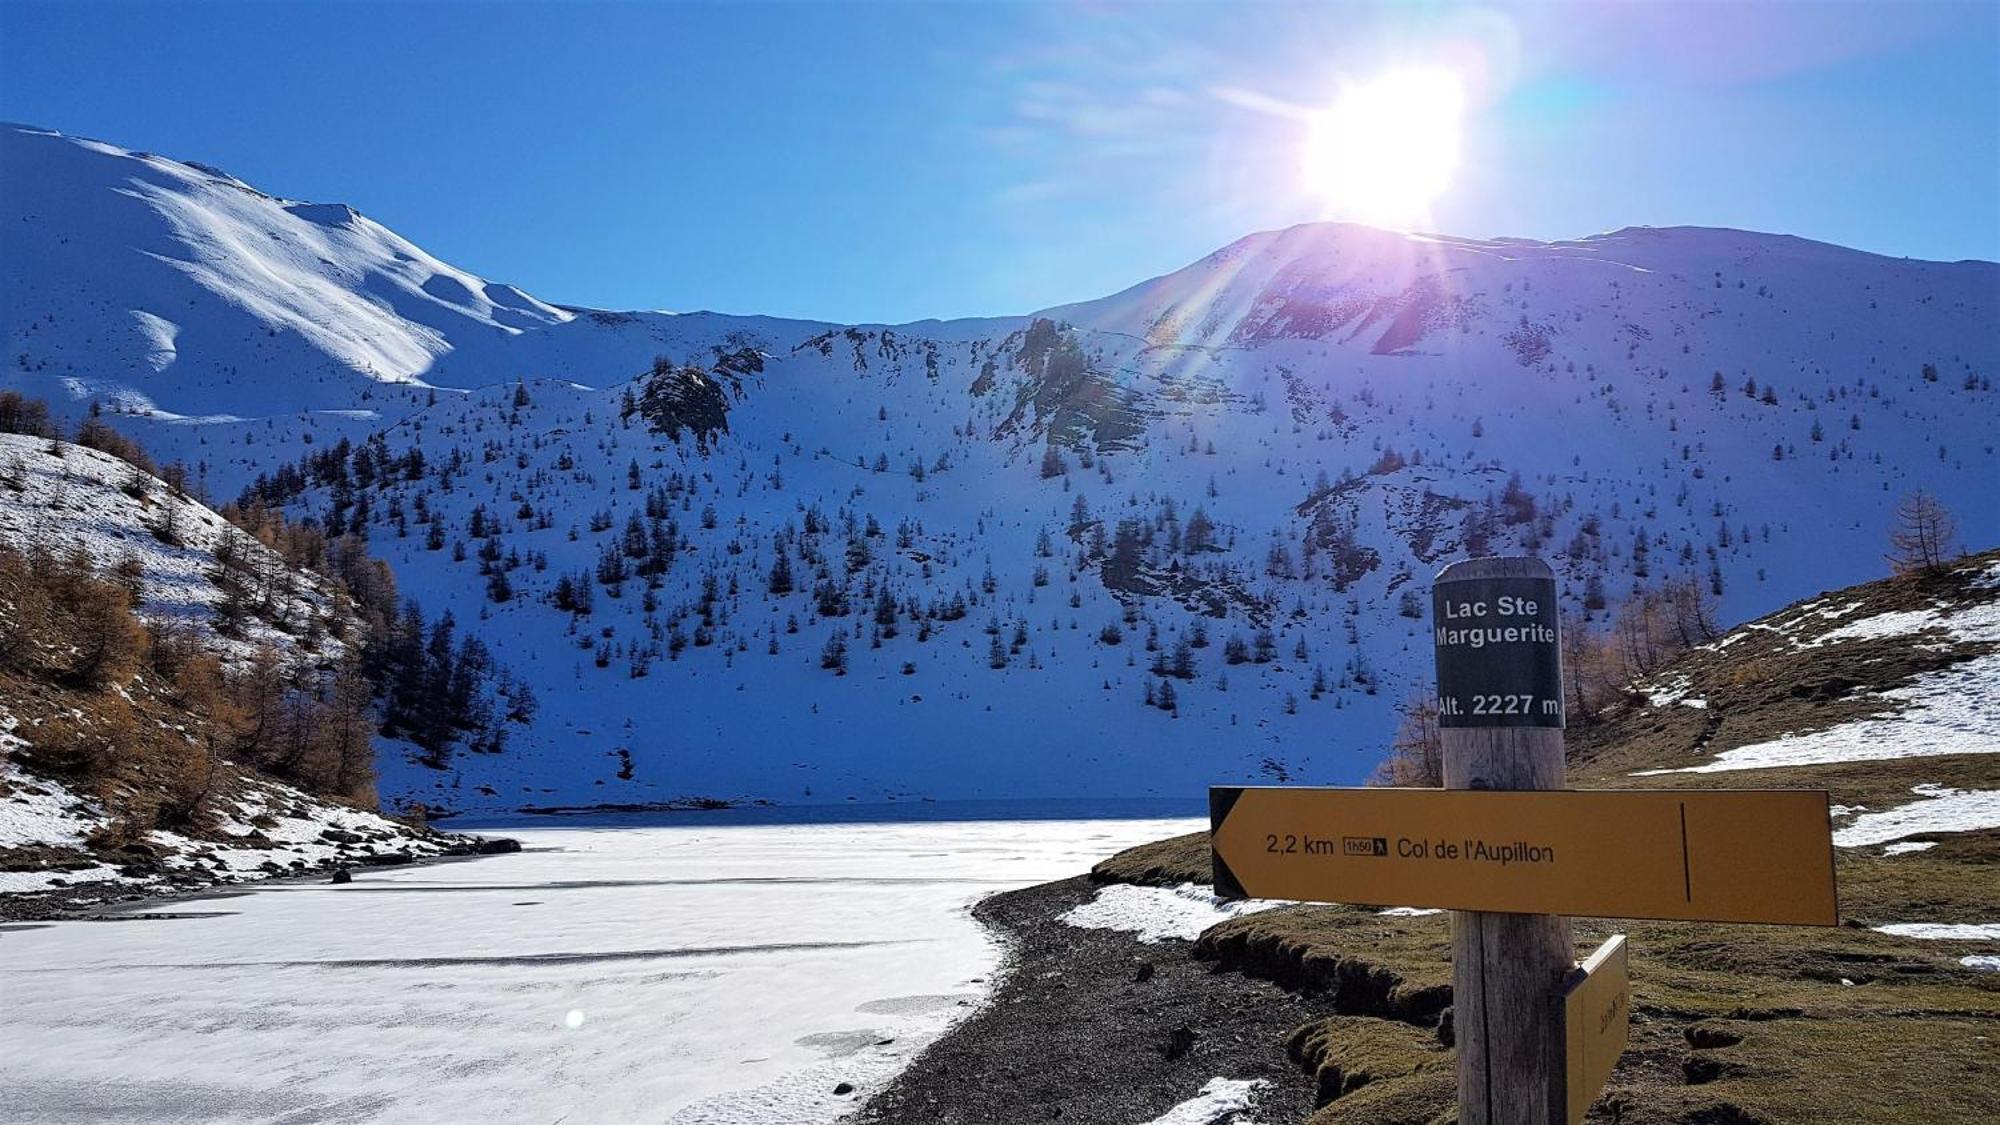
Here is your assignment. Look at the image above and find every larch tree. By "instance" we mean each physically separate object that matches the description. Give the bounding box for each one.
[1887,490,1958,575]
[1369,692,1443,787]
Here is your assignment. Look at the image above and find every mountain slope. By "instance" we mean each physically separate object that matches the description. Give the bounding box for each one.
[1575,548,2000,811]
[4,123,1996,813]
[1,125,573,418]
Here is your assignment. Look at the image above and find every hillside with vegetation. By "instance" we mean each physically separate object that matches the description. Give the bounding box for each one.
[0,397,516,917]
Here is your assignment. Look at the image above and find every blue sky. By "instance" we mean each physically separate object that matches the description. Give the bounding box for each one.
[3,1,1994,324]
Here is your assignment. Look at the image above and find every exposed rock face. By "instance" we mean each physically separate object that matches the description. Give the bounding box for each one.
[635,361,735,449]
[995,319,1150,454]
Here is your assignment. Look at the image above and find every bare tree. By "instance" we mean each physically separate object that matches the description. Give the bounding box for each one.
[1661,575,1721,649]
[1370,691,1443,787]
[1560,607,1613,724]
[1561,576,1719,725]
[1887,490,1958,575]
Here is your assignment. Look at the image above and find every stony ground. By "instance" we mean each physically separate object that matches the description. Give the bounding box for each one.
[859,875,1342,1125]
[0,825,516,923]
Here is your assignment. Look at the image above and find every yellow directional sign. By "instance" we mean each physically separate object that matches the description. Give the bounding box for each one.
[1209,786,1838,925]
[1561,935,1630,1125]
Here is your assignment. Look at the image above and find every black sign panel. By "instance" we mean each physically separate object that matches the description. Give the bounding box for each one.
[1432,567,1564,728]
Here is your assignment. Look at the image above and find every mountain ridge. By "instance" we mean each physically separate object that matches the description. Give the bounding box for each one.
[4,121,1995,812]
[10,121,1994,419]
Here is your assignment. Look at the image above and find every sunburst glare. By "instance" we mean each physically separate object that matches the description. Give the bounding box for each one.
[1302,67,1465,228]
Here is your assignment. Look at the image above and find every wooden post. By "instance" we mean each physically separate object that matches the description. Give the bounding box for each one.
[1433,556,1573,1125]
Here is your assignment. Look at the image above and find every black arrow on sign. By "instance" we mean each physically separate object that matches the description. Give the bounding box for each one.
[1210,786,1247,901]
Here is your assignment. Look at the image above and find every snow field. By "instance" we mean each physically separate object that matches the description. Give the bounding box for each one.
[1634,650,2000,775]
[7,122,2000,816]
[1832,785,2000,848]
[0,810,1200,1124]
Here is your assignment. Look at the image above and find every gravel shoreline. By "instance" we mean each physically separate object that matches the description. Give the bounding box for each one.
[859,874,1336,1124]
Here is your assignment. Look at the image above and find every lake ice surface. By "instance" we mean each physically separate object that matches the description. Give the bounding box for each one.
[0,802,1201,1124]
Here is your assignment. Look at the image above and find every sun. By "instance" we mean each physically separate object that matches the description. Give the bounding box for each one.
[1302,67,1465,228]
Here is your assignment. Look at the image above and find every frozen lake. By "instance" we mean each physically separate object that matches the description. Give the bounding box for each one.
[0,801,1201,1124]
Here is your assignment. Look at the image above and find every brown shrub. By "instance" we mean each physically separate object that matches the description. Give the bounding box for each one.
[67,582,147,689]
[145,617,204,684]
[1727,657,1775,689]
[20,697,137,785]
[0,544,147,688]
[75,416,158,476]
[0,390,55,437]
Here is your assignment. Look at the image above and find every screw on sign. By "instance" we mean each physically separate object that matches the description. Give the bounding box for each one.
[1208,556,1839,1125]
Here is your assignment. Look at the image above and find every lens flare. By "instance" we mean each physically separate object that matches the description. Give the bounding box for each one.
[1303,68,1465,227]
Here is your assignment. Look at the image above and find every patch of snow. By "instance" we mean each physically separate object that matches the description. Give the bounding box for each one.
[0,778,99,849]
[1,748,449,899]
[0,730,132,892]
[1708,570,2000,657]
[1138,1077,1267,1125]
[1638,675,1710,710]
[1872,923,2000,941]
[1808,599,2000,649]
[1644,675,1692,707]
[1060,881,1286,943]
[1882,841,1938,856]
[1378,906,1444,917]
[1635,651,2000,775]
[0,722,104,850]
[1833,786,2000,847]
[143,777,453,882]
[0,861,130,894]
[1962,956,2000,972]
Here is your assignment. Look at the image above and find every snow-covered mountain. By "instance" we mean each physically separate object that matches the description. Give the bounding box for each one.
[5,123,1996,813]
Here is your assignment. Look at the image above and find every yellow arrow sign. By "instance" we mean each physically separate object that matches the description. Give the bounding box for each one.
[1561,934,1630,1125]
[1210,787,1838,925]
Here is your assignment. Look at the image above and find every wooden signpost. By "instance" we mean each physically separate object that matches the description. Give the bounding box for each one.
[1439,556,1577,1125]
[1209,557,1841,1125]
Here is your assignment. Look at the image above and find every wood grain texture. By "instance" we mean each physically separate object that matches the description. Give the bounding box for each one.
[1441,555,1572,1125]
